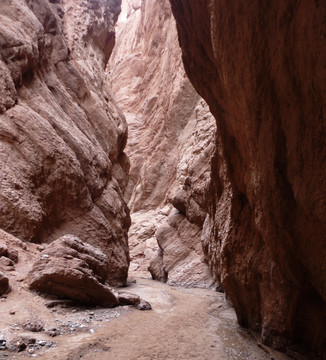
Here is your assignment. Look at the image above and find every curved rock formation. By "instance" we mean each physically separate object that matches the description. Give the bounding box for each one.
[108,0,215,287]
[170,0,326,356]
[0,0,130,285]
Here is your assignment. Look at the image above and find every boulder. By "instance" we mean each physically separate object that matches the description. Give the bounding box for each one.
[117,291,152,310]
[148,250,167,283]
[136,299,152,311]
[117,291,141,306]
[0,271,10,296]
[0,237,19,265]
[0,242,7,257]
[27,235,118,307]
[6,248,18,263]
[0,256,15,269]
[22,316,44,333]
[6,336,35,352]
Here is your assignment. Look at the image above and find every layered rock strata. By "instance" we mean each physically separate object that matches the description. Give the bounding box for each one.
[108,0,215,288]
[170,0,326,356]
[0,0,130,285]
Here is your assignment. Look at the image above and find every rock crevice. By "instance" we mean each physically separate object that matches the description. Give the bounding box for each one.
[108,0,215,288]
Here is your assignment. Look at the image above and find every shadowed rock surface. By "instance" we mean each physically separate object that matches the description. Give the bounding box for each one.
[170,0,326,356]
[0,0,130,285]
[0,271,10,296]
[27,235,118,307]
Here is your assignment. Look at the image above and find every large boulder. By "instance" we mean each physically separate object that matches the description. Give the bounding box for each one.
[27,235,118,307]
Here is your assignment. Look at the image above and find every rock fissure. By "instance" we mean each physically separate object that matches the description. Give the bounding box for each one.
[108,0,216,288]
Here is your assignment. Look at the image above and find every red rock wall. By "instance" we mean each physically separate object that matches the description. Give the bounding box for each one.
[0,0,130,285]
[170,0,326,356]
[108,0,215,287]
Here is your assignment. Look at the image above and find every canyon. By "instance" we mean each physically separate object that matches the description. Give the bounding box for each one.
[0,0,325,359]
[107,0,215,288]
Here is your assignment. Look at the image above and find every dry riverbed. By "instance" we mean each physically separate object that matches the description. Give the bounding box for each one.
[0,272,319,360]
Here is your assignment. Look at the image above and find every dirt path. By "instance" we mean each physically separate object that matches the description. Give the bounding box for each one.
[70,279,297,360]
[0,274,314,360]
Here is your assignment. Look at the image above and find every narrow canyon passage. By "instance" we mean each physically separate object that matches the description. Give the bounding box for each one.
[108,0,217,289]
[0,0,325,359]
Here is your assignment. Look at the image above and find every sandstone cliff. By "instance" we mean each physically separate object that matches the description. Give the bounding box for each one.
[170,0,326,356]
[108,0,215,287]
[0,0,130,285]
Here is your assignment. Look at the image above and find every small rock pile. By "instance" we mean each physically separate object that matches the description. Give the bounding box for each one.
[0,336,55,354]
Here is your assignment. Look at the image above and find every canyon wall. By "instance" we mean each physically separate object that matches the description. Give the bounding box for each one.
[170,0,326,356]
[0,0,130,285]
[108,0,215,287]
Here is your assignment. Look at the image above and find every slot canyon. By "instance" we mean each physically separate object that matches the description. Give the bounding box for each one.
[0,0,325,359]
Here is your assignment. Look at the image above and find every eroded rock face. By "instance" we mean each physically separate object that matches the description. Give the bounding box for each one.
[149,210,214,288]
[170,0,326,356]
[108,0,215,288]
[0,0,130,285]
[27,235,118,307]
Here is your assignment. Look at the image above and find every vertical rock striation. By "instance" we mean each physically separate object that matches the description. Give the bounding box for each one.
[0,0,130,285]
[108,0,215,287]
[170,0,326,356]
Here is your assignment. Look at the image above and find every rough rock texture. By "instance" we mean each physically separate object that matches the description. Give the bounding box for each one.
[0,232,20,265]
[149,210,213,287]
[22,316,44,333]
[27,235,118,307]
[0,0,130,285]
[108,0,215,287]
[0,229,29,295]
[170,0,326,356]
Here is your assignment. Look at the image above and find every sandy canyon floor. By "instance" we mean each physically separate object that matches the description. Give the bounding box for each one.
[0,246,318,360]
